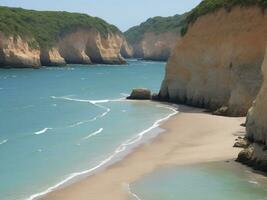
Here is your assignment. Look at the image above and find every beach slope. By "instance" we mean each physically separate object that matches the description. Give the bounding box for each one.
[42,105,245,200]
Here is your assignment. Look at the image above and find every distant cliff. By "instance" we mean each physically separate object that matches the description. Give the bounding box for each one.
[0,6,125,68]
[123,14,187,61]
[159,3,267,116]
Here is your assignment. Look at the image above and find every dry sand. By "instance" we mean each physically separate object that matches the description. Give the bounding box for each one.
[42,105,245,200]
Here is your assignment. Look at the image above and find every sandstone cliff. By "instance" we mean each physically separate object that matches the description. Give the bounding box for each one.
[0,6,125,68]
[237,47,267,171]
[120,38,133,58]
[130,32,179,61]
[124,14,187,61]
[0,33,40,68]
[159,6,267,116]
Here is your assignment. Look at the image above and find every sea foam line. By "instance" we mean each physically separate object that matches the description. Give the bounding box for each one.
[52,96,113,128]
[34,128,52,135]
[0,139,8,145]
[69,106,110,128]
[83,128,104,140]
[50,96,124,104]
[126,183,142,200]
[27,103,178,200]
[68,105,111,128]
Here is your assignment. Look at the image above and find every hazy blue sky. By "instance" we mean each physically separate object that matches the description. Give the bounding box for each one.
[0,0,201,31]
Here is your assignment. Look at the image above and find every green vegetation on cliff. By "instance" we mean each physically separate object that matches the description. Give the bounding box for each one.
[181,0,267,36]
[0,6,120,48]
[124,13,188,44]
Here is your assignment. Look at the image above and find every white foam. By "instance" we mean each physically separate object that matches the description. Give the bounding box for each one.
[0,139,8,145]
[120,93,130,97]
[27,103,178,200]
[34,128,52,135]
[51,96,124,104]
[69,108,110,128]
[52,96,114,128]
[249,180,259,185]
[83,128,104,140]
[125,183,142,200]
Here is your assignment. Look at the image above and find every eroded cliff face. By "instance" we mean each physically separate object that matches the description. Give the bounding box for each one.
[0,33,40,68]
[40,48,66,66]
[120,38,133,58]
[84,30,126,64]
[159,6,267,116]
[0,29,125,68]
[237,47,267,170]
[130,32,179,61]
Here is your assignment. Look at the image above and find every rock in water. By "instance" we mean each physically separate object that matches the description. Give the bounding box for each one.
[127,88,151,100]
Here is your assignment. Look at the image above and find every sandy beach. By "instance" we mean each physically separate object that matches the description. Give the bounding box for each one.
[42,105,246,200]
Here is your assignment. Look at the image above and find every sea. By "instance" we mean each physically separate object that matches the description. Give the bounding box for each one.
[1,60,267,200]
[0,60,177,200]
[130,162,267,200]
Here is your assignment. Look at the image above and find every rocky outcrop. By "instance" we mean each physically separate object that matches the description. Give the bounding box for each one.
[0,29,126,68]
[40,48,66,66]
[237,46,267,171]
[246,47,267,145]
[124,14,187,61]
[159,6,267,116]
[0,6,126,68]
[234,137,249,148]
[130,32,179,61]
[120,38,133,58]
[127,88,151,100]
[84,31,126,64]
[0,33,40,68]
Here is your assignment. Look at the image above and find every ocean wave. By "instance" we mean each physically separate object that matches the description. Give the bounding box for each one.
[34,128,52,135]
[249,180,259,185]
[27,103,178,200]
[0,139,8,145]
[51,96,120,128]
[125,184,142,200]
[68,107,110,128]
[51,96,125,105]
[83,128,104,140]
[115,104,178,151]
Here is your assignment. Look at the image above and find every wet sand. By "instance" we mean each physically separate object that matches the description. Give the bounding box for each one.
[42,105,245,200]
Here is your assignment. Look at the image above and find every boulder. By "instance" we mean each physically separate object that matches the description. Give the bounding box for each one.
[233,138,250,148]
[236,145,254,163]
[127,88,151,100]
[213,106,229,116]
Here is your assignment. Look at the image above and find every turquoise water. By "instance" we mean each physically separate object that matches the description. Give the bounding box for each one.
[131,162,267,200]
[0,60,177,200]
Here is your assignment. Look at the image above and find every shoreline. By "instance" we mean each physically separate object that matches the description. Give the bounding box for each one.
[41,104,248,200]
[28,101,178,200]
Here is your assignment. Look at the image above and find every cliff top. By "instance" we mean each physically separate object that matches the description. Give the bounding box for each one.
[124,13,188,44]
[181,0,267,35]
[0,6,120,48]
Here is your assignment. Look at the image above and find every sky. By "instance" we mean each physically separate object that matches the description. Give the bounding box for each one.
[0,0,202,31]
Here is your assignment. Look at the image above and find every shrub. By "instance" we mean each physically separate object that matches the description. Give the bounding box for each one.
[0,6,120,49]
[124,13,188,44]
[181,0,267,36]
